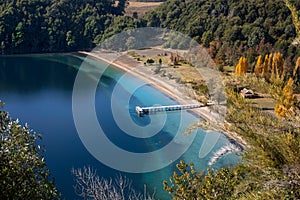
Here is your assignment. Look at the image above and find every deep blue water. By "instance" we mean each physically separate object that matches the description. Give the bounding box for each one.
[0,53,241,199]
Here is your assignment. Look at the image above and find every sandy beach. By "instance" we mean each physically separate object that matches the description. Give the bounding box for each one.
[79,50,247,147]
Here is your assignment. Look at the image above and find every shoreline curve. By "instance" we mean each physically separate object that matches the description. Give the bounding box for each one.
[78,50,247,147]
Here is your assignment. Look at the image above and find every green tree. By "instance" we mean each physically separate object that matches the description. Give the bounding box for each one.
[66,30,76,48]
[201,31,213,48]
[247,27,265,48]
[223,25,242,44]
[125,36,136,50]
[12,22,25,48]
[163,160,241,200]
[0,103,59,199]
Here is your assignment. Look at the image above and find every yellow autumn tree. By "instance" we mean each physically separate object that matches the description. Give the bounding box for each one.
[262,54,269,77]
[268,53,273,72]
[272,52,284,76]
[293,57,300,77]
[259,53,285,80]
[254,55,263,76]
[275,78,296,118]
[235,57,248,76]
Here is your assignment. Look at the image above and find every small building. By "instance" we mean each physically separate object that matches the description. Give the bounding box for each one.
[240,88,255,98]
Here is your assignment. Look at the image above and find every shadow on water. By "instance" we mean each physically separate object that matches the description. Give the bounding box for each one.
[0,54,83,93]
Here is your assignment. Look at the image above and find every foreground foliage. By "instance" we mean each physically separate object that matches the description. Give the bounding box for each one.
[0,102,59,199]
[163,161,241,200]
[164,75,300,199]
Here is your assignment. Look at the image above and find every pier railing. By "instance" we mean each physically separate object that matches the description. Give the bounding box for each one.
[135,102,214,116]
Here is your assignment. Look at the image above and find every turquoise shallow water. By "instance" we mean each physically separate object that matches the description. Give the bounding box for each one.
[0,53,241,199]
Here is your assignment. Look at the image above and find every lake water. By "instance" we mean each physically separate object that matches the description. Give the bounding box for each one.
[0,53,241,199]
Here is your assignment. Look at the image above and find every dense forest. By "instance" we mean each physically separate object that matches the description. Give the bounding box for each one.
[142,0,300,66]
[0,0,127,54]
[1,0,300,66]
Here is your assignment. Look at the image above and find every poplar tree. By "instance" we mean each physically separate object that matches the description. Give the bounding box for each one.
[254,55,263,76]
[267,53,273,73]
[259,53,285,79]
[262,54,269,77]
[235,57,248,76]
[275,78,297,118]
[271,52,284,76]
[293,57,300,78]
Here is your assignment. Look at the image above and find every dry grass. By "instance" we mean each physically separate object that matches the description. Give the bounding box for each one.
[128,49,204,84]
[125,1,163,17]
[175,64,203,83]
[128,1,162,8]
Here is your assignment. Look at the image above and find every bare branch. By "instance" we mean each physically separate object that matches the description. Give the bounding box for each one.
[71,166,157,200]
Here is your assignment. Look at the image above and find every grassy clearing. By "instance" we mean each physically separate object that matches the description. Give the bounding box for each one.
[127,50,203,83]
[125,1,163,17]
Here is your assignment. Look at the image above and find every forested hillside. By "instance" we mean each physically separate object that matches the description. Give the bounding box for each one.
[0,0,126,54]
[1,0,300,65]
[142,0,300,65]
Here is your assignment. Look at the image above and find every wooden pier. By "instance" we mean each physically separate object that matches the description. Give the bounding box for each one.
[135,102,214,117]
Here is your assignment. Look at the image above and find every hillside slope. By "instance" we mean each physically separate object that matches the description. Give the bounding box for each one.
[143,0,300,66]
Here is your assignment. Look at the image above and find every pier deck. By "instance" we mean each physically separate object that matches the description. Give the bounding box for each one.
[135,102,214,116]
